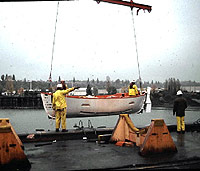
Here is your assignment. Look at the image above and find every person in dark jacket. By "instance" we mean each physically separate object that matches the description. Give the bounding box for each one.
[61,79,68,90]
[173,90,187,133]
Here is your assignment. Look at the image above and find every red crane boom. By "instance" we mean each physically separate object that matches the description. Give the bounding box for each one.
[95,0,152,14]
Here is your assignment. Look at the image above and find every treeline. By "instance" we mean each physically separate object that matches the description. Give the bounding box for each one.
[0,74,199,96]
[0,74,49,95]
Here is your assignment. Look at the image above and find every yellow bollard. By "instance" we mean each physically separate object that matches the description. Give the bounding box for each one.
[0,118,31,170]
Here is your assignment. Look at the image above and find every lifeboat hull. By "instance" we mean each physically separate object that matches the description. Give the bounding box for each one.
[41,93,145,118]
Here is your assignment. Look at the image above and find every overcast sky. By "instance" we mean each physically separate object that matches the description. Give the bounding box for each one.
[0,0,200,82]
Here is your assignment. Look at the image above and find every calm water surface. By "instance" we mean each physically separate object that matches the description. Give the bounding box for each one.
[0,108,199,134]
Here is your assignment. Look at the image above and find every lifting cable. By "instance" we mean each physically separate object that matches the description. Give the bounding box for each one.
[49,1,60,82]
[130,9,142,89]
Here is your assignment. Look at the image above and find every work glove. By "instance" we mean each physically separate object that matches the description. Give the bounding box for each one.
[74,86,80,90]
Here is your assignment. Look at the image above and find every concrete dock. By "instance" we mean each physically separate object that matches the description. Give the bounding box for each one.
[18,123,200,170]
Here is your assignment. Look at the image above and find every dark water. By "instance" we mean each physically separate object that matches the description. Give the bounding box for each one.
[0,107,199,134]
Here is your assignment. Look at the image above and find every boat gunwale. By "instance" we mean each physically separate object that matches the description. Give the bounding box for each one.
[41,92,145,99]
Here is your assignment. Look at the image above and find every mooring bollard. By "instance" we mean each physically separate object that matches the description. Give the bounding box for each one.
[140,119,177,156]
[0,118,31,170]
[110,114,177,156]
[110,114,139,143]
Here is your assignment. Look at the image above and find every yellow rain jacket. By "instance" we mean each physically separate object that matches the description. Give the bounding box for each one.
[52,88,75,110]
[129,84,138,96]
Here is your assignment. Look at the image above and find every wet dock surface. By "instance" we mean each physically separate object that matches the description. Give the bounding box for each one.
[20,124,200,170]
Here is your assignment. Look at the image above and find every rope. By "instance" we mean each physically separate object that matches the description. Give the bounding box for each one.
[130,9,142,88]
[49,1,60,81]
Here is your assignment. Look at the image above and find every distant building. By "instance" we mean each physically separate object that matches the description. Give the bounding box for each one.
[69,88,88,96]
[69,88,108,96]
[98,89,107,95]
[181,86,200,93]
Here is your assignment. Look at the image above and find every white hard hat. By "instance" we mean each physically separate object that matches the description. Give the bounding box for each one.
[57,84,62,88]
[177,90,183,95]
[132,80,136,83]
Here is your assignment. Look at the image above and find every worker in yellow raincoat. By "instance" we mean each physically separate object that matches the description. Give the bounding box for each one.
[128,80,139,96]
[52,84,79,132]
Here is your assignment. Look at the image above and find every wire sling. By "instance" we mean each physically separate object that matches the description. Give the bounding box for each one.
[130,9,142,89]
[49,1,60,82]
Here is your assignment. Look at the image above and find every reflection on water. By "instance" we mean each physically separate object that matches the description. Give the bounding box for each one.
[176,133,185,147]
[0,108,199,134]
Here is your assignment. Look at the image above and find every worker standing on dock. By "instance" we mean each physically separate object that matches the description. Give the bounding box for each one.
[128,80,138,96]
[173,90,187,134]
[53,84,79,132]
